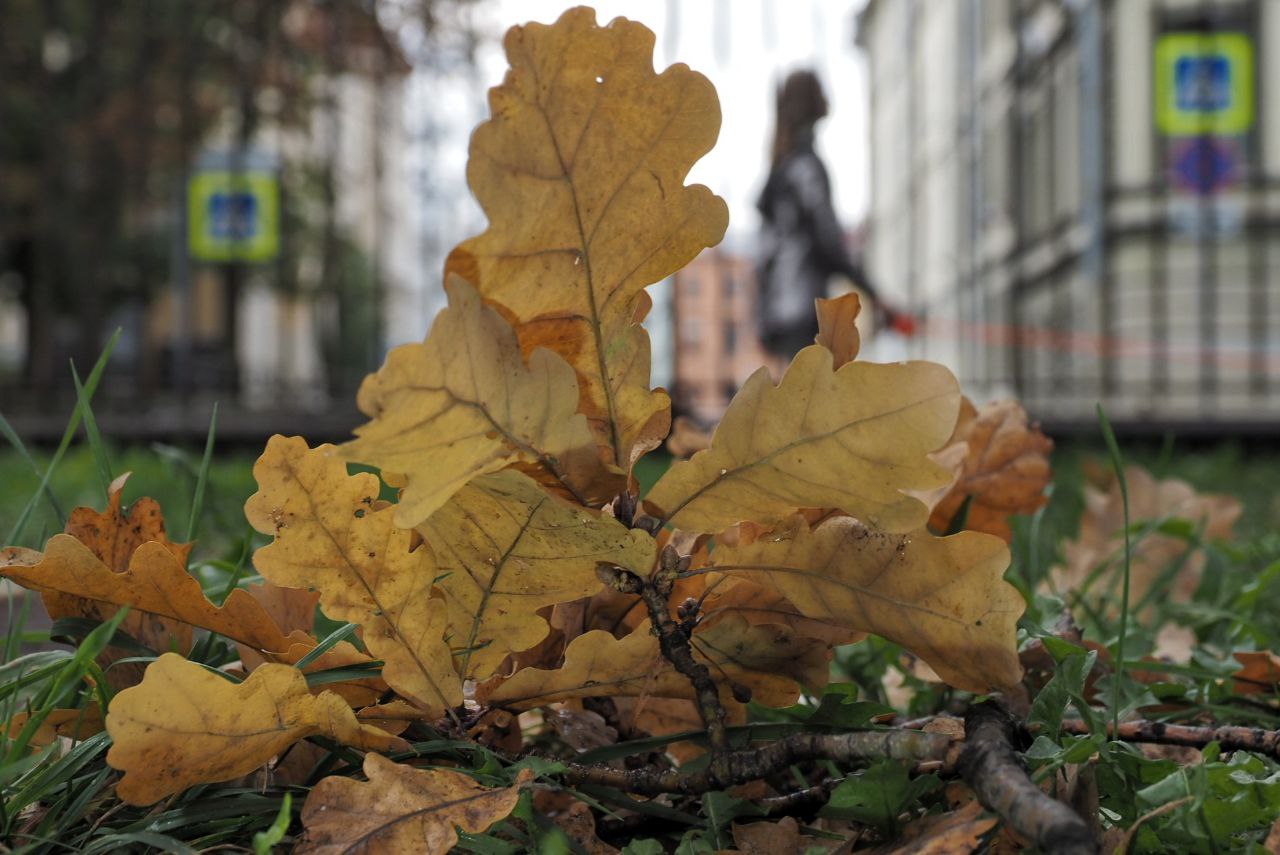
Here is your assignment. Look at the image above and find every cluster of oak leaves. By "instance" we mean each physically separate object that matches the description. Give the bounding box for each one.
[1,7,1252,853]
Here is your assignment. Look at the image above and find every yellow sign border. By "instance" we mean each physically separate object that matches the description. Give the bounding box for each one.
[188,171,280,263]
[1154,32,1254,136]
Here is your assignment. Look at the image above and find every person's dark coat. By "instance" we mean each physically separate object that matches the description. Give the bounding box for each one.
[755,131,875,357]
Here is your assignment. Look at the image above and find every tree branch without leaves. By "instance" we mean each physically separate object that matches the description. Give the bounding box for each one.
[560,728,957,796]
[1060,718,1280,759]
[959,702,1099,855]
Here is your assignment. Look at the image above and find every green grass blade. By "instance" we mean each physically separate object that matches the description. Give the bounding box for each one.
[185,402,219,544]
[0,411,65,523]
[1096,402,1131,736]
[293,622,358,671]
[252,791,292,855]
[6,328,121,545]
[70,362,113,502]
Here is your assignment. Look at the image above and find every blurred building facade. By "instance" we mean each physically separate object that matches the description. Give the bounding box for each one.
[670,245,769,424]
[859,0,1280,430]
[0,1,430,440]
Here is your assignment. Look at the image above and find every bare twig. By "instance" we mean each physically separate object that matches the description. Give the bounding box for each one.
[959,702,1098,855]
[604,552,734,785]
[561,728,955,796]
[1060,718,1280,759]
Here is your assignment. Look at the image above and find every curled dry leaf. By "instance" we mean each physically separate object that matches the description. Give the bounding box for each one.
[243,579,320,636]
[868,800,997,854]
[1232,651,1280,695]
[928,399,1053,542]
[708,515,1024,693]
[42,475,195,687]
[6,705,104,747]
[814,291,862,368]
[2,535,302,657]
[732,816,813,854]
[666,415,713,459]
[105,653,407,805]
[1051,463,1241,611]
[343,277,612,528]
[482,614,826,709]
[418,468,655,681]
[645,347,960,534]
[299,753,529,854]
[245,436,461,718]
[445,7,728,468]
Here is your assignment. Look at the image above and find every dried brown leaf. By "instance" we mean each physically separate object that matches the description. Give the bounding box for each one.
[445,7,727,467]
[245,436,462,717]
[645,347,960,535]
[418,468,656,681]
[929,399,1053,542]
[343,277,613,528]
[708,515,1024,693]
[814,291,862,368]
[105,653,406,805]
[298,753,529,854]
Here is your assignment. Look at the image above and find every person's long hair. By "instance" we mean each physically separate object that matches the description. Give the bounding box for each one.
[770,69,828,167]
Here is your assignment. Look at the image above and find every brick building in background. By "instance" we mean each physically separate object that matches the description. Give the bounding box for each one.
[670,225,869,425]
[671,246,767,425]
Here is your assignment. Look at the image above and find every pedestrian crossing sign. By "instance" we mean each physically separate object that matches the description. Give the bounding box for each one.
[1155,32,1254,136]
[188,169,280,263]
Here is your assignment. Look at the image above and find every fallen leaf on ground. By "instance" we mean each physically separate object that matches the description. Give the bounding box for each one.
[645,347,960,534]
[446,7,727,468]
[105,653,406,805]
[3,535,301,657]
[6,706,104,747]
[708,515,1023,693]
[1051,463,1241,612]
[343,277,610,527]
[928,399,1053,542]
[245,436,461,718]
[868,800,996,853]
[732,816,806,853]
[1233,651,1280,695]
[298,753,529,854]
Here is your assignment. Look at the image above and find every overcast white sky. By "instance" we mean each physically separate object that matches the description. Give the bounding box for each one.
[481,0,872,240]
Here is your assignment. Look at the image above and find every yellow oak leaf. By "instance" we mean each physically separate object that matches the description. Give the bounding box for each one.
[814,292,862,368]
[343,277,613,528]
[929,398,1054,542]
[482,614,824,710]
[298,754,530,854]
[245,435,462,718]
[708,515,1024,693]
[419,468,656,681]
[445,7,727,468]
[105,653,407,805]
[612,696,748,764]
[645,346,960,534]
[2,535,302,657]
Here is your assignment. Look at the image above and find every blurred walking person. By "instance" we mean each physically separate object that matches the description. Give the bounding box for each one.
[756,70,903,368]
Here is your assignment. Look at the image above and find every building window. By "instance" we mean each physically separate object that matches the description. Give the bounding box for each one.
[722,320,737,355]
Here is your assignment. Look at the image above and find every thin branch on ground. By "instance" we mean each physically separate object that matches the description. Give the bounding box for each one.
[959,702,1099,855]
[1060,718,1280,759]
[560,728,956,796]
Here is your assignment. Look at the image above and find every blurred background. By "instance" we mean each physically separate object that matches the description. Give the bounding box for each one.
[2,0,1278,442]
